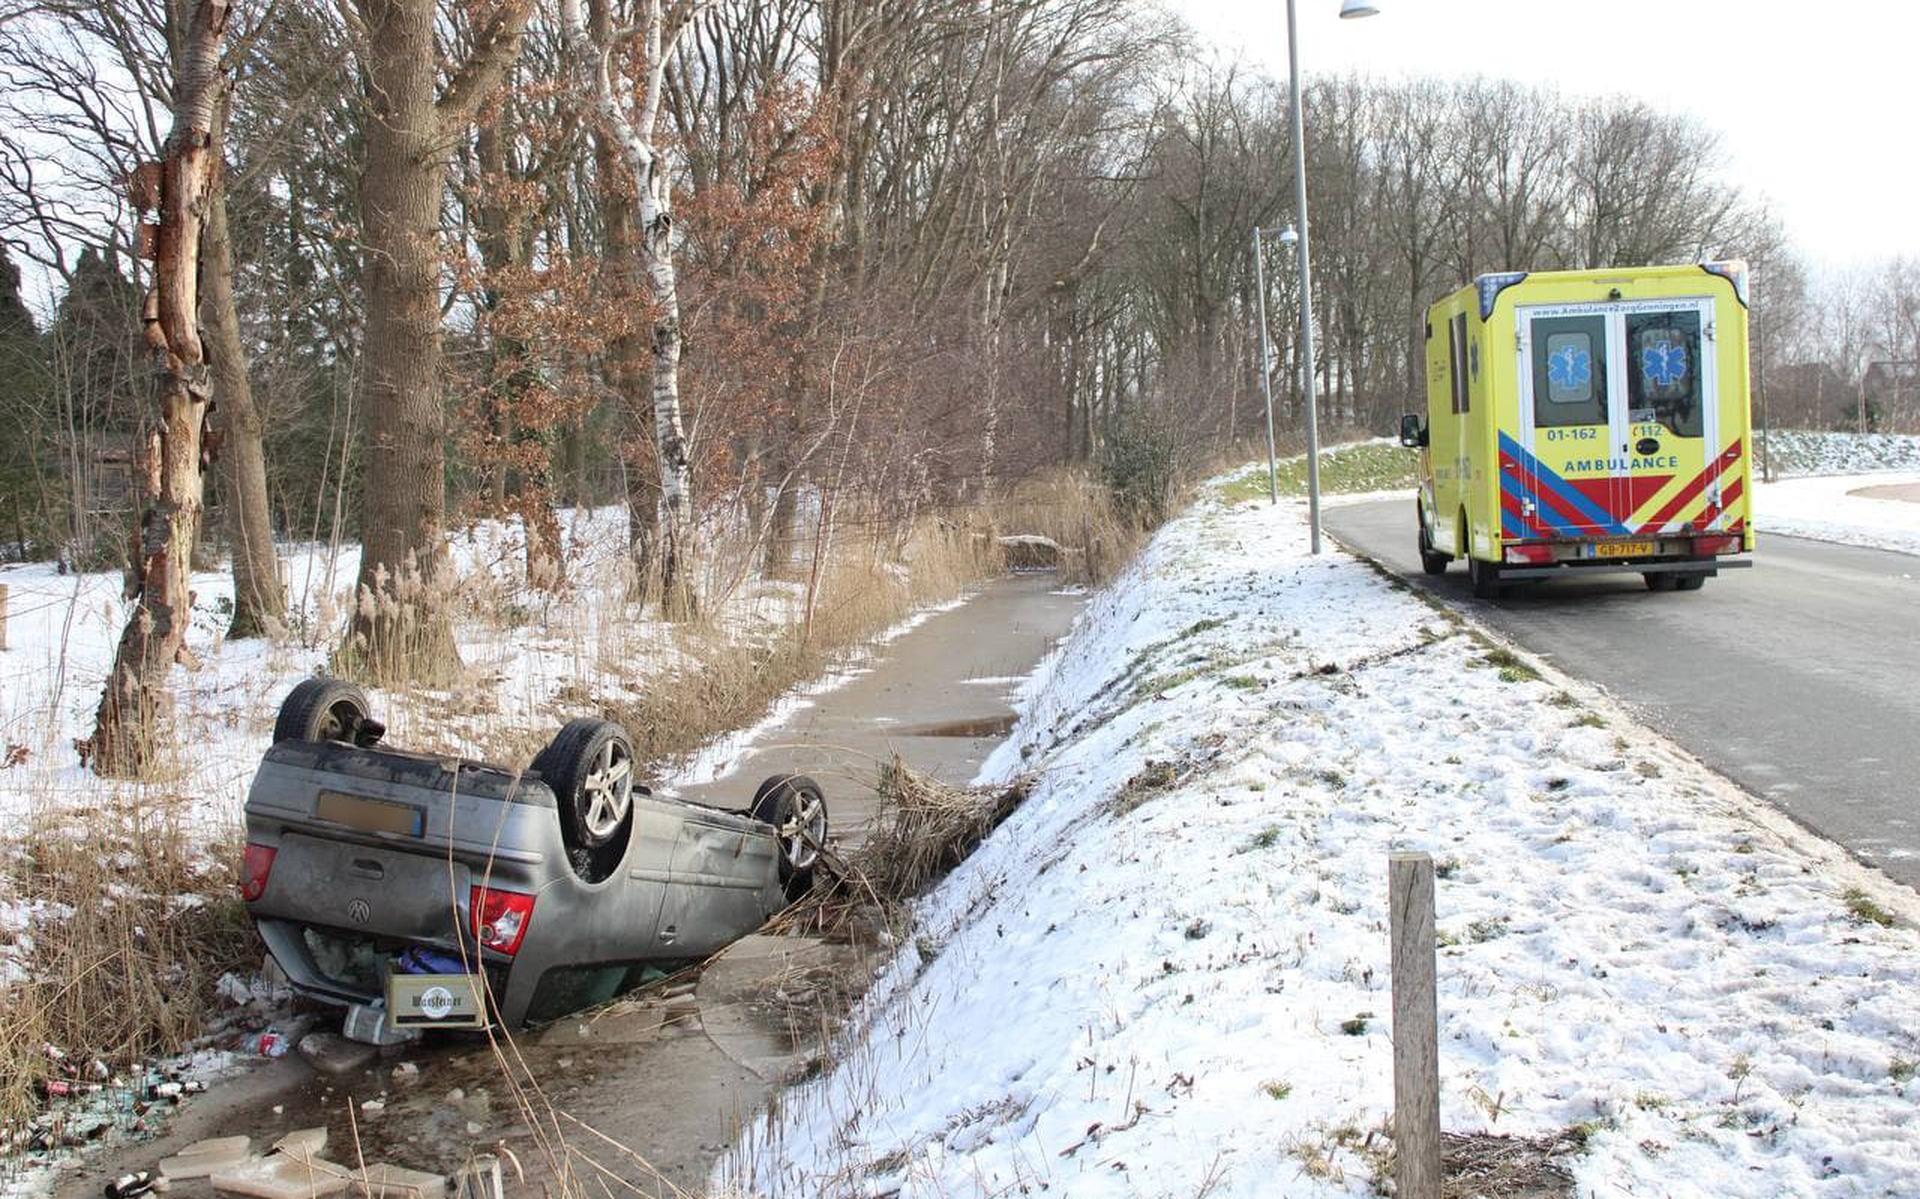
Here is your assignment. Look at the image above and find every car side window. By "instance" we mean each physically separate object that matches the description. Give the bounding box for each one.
[1449,312,1470,414]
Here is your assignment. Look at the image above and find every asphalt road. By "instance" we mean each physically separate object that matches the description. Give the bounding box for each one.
[1324,497,1920,891]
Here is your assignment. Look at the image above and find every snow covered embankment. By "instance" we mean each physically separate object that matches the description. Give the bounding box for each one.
[731,493,1920,1198]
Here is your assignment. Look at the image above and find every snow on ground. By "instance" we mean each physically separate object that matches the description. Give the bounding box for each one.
[729,486,1920,1197]
[0,505,821,828]
[1757,473,1920,558]
[1762,430,1920,478]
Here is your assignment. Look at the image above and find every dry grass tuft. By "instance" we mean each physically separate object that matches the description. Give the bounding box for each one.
[988,467,1147,586]
[777,757,1031,943]
[0,797,254,1134]
[857,757,1029,902]
[1440,1128,1581,1197]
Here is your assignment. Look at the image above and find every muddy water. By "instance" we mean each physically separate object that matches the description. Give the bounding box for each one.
[58,573,1083,1198]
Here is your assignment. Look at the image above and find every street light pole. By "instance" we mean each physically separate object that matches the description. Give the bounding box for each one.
[1286,0,1323,553]
[1253,227,1279,505]
[1285,0,1377,553]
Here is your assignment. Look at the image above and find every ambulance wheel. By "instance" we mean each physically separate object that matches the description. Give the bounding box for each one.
[1469,558,1504,600]
[1673,574,1707,592]
[1417,509,1450,576]
[1643,572,1678,592]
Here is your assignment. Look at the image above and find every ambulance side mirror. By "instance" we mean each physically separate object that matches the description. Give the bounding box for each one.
[1399,413,1428,448]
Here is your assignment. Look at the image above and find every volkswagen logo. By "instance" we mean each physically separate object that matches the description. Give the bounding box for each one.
[346,897,372,925]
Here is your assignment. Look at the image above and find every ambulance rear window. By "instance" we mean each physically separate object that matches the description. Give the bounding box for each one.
[1627,311,1703,438]
[1532,316,1607,428]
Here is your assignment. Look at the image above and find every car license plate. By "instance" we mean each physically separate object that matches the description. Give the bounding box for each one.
[316,789,424,837]
[1594,541,1652,559]
[387,972,487,1028]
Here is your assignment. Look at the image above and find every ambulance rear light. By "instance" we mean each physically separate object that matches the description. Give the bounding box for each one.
[1503,544,1554,565]
[1702,260,1749,307]
[1693,534,1741,557]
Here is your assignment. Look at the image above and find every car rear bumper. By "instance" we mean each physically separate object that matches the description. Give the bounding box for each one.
[1495,557,1752,579]
[254,916,518,1027]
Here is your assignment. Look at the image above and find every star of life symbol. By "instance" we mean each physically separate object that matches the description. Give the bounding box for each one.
[1642,340,1688,388]
[1548,344,1590,390]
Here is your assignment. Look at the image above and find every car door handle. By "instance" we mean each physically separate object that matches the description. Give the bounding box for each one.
[349,858,384,880]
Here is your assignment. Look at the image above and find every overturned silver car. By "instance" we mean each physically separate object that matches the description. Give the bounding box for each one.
[241,679,827,1029]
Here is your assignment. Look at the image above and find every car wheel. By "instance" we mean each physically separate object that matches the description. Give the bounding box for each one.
[750,774,828,890]
[274,678,371,744]
[1417,504,1449,576]
[1469,557,1504,600]
[1644,572,1678,592]
[1673,573,1706,591]
[533,718,637,854]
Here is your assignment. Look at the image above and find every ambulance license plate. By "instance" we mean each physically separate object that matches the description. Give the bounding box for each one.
[387,973,487,1028]
[1593,541,1652,559]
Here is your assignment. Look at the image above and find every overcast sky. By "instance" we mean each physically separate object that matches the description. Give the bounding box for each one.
[1179,0,1908,273]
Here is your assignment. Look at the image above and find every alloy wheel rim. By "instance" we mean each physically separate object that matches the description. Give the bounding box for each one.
[580,740,634,839]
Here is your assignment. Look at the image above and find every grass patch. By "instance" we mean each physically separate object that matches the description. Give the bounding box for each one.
[1480,646,1542,683]
[1213,441,1419,505]
[1263,1079,1294,1100]
[1844,887,1895,927]
[1340,1013,1372,1036]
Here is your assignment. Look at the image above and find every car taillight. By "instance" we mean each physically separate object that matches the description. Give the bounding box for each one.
[240,843,277,903]
[1503,543,1553,565]
[1694,534,1740,556]
[470,886,535,957]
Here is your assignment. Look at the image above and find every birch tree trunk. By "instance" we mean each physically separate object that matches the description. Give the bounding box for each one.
[86,0,229,776]
[562,0,699,620]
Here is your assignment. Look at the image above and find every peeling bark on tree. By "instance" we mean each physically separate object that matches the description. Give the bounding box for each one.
[85,0,230,776]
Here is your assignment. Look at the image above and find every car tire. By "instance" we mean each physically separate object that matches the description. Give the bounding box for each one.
[533,718,637,858]
[273,678,371,744]
[1644,572,1678,592]
[1673,573,1706,591]
[1469,557,1504,600]
[750,774,828,893]
[1417,503,1449,576]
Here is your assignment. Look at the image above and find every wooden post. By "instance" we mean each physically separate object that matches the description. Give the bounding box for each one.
[0,583,8,651]
[1390,851,1441,1199]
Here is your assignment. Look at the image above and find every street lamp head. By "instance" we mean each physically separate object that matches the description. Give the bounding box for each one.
[1339,0,1381,17]
[1277,225,1300,247]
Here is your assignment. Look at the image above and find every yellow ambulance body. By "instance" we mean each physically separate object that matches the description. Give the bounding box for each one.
[1401,261,1754,597]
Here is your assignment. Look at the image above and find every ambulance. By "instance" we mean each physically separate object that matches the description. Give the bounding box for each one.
[1400,261,1754,598]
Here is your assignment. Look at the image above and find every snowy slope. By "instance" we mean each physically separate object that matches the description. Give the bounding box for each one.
[1761,430,1920,478]
[727,489,1920,1197]
[1758,473,1920,558]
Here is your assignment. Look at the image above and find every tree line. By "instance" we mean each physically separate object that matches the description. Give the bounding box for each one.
[0,0,1902,767]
